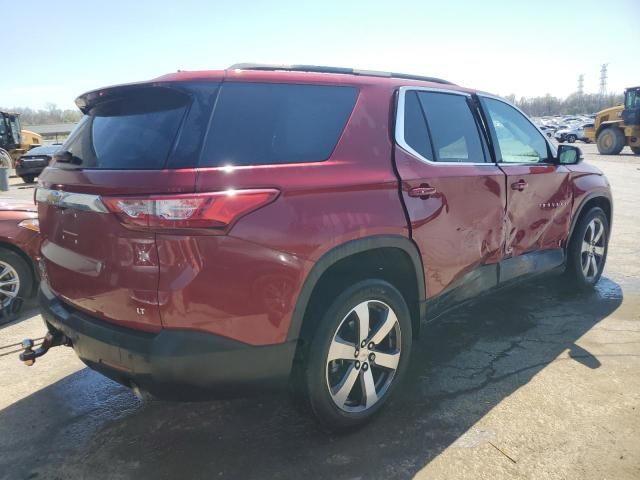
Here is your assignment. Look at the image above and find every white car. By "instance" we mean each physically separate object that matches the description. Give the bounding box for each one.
[555,123,594,143]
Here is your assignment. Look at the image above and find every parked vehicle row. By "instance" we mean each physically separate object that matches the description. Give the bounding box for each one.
[14,64,612,430]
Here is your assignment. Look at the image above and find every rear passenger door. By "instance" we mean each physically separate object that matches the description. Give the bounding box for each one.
[394,88,507,301]
[479,96,572,268]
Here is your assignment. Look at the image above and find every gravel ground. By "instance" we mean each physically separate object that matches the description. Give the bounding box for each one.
[0,143,639,480]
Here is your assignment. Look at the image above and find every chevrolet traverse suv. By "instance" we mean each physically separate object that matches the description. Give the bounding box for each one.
[33,64,612,430]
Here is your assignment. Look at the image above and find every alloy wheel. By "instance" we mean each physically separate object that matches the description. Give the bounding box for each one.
[0,260,20,307]
[325,300,401,412]
[581,218,606,280]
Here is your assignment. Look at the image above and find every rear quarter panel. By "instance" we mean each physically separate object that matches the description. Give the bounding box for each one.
[158,83,409,345]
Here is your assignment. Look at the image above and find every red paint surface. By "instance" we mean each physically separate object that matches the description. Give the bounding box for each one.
[37,70,612,346]
[0,208,40,262]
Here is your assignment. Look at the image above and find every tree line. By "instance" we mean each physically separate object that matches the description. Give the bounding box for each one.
[3,91,627,125]
[1,104,82,126]
[503,92,625,117]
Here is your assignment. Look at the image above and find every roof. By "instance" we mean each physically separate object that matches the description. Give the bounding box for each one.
[155,65,468,91]
[77,64,477,109]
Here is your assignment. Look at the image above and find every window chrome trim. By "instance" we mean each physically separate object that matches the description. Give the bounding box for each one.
[394,86,492,166]
[35,188,108,213]
[476,93,558,165]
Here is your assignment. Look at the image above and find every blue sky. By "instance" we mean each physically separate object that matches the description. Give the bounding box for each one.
[2,0,639,109]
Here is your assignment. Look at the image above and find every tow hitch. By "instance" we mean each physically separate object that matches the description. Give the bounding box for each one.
[19,331,70,366]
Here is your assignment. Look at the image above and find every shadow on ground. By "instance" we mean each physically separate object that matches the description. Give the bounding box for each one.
[0,276,623,480]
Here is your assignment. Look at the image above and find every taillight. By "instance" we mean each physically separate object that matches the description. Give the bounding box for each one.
[101,189,279,229]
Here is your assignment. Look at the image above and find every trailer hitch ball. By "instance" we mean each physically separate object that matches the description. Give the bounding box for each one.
[21,339,36,366]
[19,332,69,366]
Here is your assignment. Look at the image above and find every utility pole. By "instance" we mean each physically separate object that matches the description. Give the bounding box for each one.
[577,74,585,114]
[577,74,584,95]
[599,64,608,96]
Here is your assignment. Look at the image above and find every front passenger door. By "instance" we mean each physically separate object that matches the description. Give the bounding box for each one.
[394,89,507,300]
[480,96,572,267]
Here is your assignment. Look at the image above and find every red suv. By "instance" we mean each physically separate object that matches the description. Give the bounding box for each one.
[32,64,611,429]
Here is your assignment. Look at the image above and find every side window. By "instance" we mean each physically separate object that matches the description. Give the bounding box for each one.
[402,91,434,161]
[482,97,549,163]
[201,83,357,167]
[417,92,486,163]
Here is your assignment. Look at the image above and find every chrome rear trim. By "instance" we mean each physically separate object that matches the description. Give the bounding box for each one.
[36,188,108,213]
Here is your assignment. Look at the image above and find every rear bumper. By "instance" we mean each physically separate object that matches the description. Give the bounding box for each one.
[38,284,297,398]
[16,166,45,176]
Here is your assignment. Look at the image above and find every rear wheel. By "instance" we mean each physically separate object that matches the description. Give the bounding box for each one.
[565,207,609,289]
[567,134,577,143]
[0,249,33,313]
[303,280,412,431]
[596,127,625,155]
[20,175,36,184]
[631,146,640,155]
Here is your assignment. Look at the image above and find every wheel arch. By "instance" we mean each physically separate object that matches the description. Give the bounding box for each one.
[287,235,426,349]
[568,193,613,246]
[596,121,624,138]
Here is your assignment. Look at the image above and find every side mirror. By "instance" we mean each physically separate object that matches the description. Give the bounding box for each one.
[557,144,583,165]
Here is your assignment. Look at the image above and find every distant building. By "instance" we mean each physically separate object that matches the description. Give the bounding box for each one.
[26,123,77,143]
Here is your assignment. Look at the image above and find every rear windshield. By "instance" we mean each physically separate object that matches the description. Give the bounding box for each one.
[58,86,190,169]
[200,83,358,167]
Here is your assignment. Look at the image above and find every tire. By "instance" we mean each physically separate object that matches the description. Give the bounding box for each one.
[21,175,36,184]
[631,146,640,155]
[565,207,609,289]
[567,134,577,143]
[596,127,625,155]
[303,279,412,431]
[0,249,34,313]
[556,138,564,143]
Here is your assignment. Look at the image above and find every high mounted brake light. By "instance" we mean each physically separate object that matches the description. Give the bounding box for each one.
[101,189,279,229]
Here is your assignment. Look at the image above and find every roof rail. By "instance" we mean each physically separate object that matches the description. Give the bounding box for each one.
[228,63,455,85]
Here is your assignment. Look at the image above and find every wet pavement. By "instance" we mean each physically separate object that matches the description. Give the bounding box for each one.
[1,144,639,479]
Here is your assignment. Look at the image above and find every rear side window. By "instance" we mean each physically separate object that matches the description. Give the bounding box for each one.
[60,87,190,169]
[200,83,357,167]
[417,92,486,163]
[403,91,434,160]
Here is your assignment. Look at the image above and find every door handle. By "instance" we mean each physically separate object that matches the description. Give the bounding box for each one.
[511,180,528,191]
[408,186,437,198]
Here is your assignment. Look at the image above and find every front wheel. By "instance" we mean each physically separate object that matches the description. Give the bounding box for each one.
[20,175,36,184]
[567,134,577,143]
[565,207,609,289]
[597,127,625,155]
[304,280,412,430]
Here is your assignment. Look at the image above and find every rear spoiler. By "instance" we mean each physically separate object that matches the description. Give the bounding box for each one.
[75,82,182,114]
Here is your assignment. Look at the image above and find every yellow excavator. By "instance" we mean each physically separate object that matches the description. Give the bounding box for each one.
[584,86,640,155]
[0,111,43,167]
